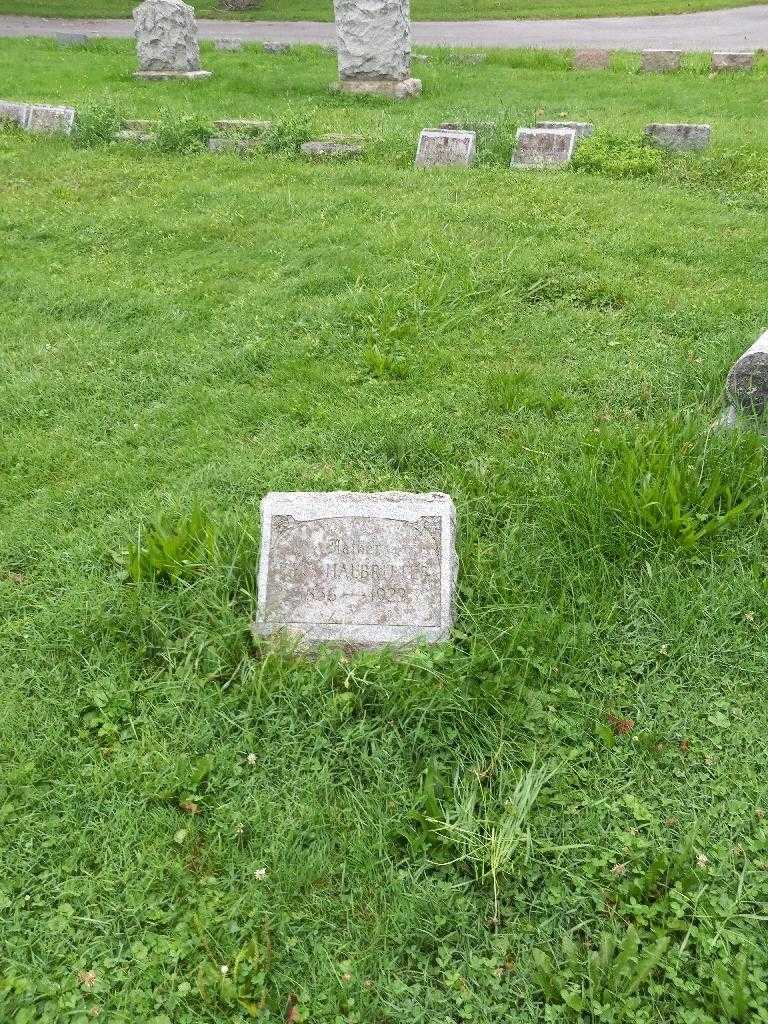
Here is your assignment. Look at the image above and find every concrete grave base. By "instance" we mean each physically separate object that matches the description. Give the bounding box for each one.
[332,77,422,99]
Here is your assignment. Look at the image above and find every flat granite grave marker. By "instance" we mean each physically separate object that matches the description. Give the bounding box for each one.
[214,37,243,50]
[645,122,711,151]
[512,127,576,168]
[300,139,363,159]
[712,51,754,72]
[535,120,594,141]
[253,491,457,650]
[0,99,31,127]
[572,48,611,70]
[415,128,476,167]
[55,31,90,45]
[641,49,682,72]
[25,104,76,134]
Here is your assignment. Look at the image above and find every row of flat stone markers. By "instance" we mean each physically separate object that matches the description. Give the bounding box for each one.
[133,0,422,96]
[419,120,710,169]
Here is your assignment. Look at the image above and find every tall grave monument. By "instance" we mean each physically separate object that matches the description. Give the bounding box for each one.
[332,0,421,99]
[133,0,212,79]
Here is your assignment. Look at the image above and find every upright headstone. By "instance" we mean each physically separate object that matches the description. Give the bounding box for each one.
[0,99,31,127]
[133,0,212,79]
[711,51,754,72]
[512,127,576,168]
[725,331,768,416]
[535,120,594,141]
[25,104,76,135]
[332,0,421,99]
[415,129,476,167]
[641,49,682,72]
[253,491,457,650]
[572,48,611,70]
[645,122,711,151]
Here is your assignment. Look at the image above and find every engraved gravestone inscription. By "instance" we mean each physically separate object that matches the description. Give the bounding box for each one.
[253,491,456,650]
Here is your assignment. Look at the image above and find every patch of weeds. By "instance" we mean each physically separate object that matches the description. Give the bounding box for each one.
[197,932,271,1018]
[361,343,409,380]
[72,98,123,148]
[573,129,665,179]
[261,104,317,154]
[533,925,670,1018]
[520,269,626,310]
[586,416,767,551]
[665,145,768,199]
[154,113,212,154]
[125,507,218,584]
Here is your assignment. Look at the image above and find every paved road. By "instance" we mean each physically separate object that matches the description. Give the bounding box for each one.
[0,5,766,49]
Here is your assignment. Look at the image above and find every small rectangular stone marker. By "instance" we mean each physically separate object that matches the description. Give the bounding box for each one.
[572,48,611,70]
[253,491,457,650]
[54,31,89,45]
[512,127,576,168]
[0,99,31,127]
[415,128,476,167]
[207,136,262,154]
[263,41,290,53]
[214,37,243,50]
[641,49,682,72]
[645,122,711,151]
[712,51,754,72]
[212,118,271,134]
[300,140,363,159]
[24,104,76,135]
[535,120,594,141]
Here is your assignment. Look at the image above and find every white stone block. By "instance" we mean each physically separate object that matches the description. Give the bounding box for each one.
[253,491,457,651]
[512,127,576,168]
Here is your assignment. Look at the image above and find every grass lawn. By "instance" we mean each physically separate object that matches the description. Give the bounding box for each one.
[0,0,766,23]
[4,37,768,1023]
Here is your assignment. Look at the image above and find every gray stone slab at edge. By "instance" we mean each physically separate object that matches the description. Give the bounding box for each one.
[726,330,768,415]
[645,122,710,150]
[253,491,457,651]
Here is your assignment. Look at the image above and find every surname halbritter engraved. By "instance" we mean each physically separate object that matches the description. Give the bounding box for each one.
[265,516,442,627]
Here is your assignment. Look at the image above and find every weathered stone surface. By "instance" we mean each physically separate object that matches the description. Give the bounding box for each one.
[213,118,271,134]
[572,48,611,70]
[333,0,411,81]
[113,128,155,143]
[263,41,290,53]
[219,0,261,10]
[513,127,576,168]
[25,104,76,135]
[0,99,31,127]
[214,37,243,50]
[334,77,421,98]
[253,491,457,650]
[712,51,754,72]
[55,31,90,45]
[641,48,682,72]
[133,0,209,76]
[535,120,594,141]
[207,135,262,154]
[645,122,711,151]
[123,117,159,130]
[301,140,363,159]
[726,331,768,414]
[415,128,475,167]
